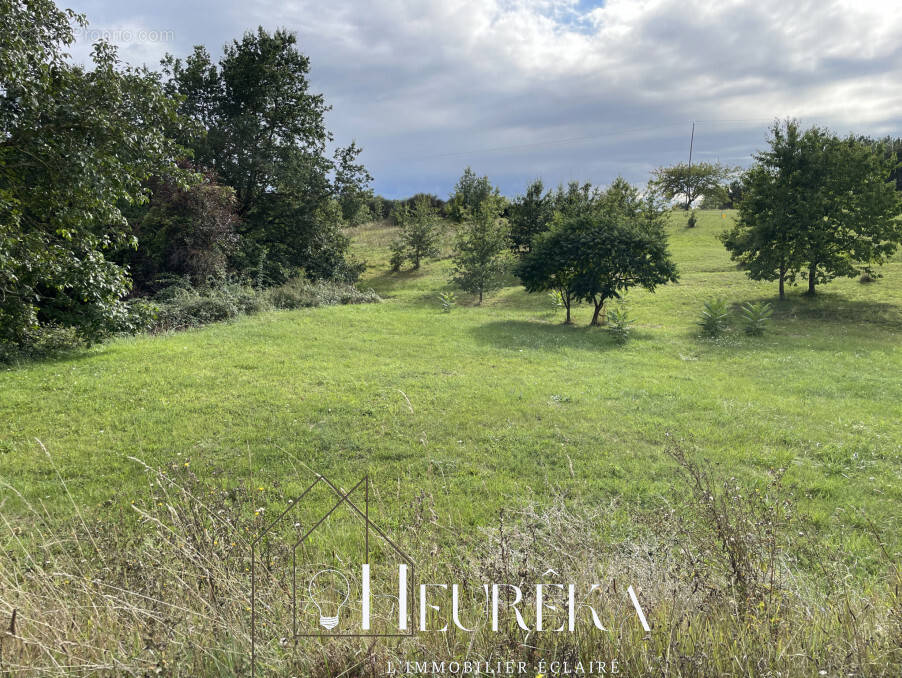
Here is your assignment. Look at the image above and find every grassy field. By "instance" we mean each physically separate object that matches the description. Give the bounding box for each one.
[2,209,902,675]
[2,210,900,569]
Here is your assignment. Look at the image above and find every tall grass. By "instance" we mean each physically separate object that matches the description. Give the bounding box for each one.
[2,445,899,677]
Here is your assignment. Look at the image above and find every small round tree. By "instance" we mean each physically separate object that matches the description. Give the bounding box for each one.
[515,179,679,325]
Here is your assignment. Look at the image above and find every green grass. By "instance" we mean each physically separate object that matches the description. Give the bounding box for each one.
[2,209,901,572]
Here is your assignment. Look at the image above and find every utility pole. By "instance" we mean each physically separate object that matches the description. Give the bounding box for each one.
[687,121,695,210]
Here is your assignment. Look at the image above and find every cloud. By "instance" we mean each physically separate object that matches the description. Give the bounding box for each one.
[66,0,902,197]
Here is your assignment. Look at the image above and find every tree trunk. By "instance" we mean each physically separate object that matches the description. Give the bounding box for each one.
[478,288,483,305]
[590,298,606,326]
[806,263,817,295]
[779,265,785,300]
[563,292,571,324]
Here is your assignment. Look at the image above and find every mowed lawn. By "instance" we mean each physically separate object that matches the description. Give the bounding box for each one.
[1,210,900,571]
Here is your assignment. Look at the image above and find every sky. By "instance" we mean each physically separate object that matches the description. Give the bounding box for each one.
[65,0,902,199]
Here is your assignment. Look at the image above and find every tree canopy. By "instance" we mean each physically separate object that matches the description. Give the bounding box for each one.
[450,195,510,303]
[1,1,191,347]
[161,28,369,282]
[651,161,734,212]
[722,120,902,298]
[515,179,678,325]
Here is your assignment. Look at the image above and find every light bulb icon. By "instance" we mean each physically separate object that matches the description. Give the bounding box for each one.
[308,569,350,630]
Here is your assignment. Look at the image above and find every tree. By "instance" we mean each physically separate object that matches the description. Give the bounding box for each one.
[121,166,240,292]
[516,179,678,325]
[333,140,374,224]
[162,28,366,281]
[1,2,190,348]
[722,120,902,298]
[508,179,553,254]
[389,195,440,270]
[651,161,734,211]
[447,167,499,222]
[451,195,510,303]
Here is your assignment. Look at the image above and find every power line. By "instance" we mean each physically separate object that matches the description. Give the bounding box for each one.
[401,118,775,162]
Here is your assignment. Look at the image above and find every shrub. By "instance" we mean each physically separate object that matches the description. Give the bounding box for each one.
[687,211,698,228]
[267,278,380,310]
[607,302,635,344]
[548,290,564,310]
[438,291,456,312]
[740,301,773,336]
[859,266,878,283]
[698,297,731,337]
[0,324,85,363]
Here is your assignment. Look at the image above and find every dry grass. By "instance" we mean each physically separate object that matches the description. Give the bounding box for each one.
[1,444,900,677]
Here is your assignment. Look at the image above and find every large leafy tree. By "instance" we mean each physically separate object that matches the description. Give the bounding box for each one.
[722,120,902,298]
[516,179,678,325]
[451,195,510,303]
[651,161,734,211]
[1,1,189,347]
[162,28,368,280]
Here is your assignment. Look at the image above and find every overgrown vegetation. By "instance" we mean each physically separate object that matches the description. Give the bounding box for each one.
[1,443,899,676]
[1,3,371,358]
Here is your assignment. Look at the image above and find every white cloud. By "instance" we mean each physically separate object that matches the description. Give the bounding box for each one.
[66,0,902,195]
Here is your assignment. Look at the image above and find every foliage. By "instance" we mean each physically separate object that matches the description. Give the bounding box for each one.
[697,297,731,337]
[0,3,191,350]
[687,211,697,228]
[606,301,635,344]
[740,301,773,336]
[150,276,379,331]
[447,167,501,222]
[161,28,367,281]
[651,161,735,210]
[388,196,440,270]
[515,179,678,325]
[508,179,553,253]
[437,291,456,312]
[332,140,374,224]
[266,277,379,309]
[450,196,511,303]
[550,180,600,219]
[121,167,240,292]
[722,119,902,298]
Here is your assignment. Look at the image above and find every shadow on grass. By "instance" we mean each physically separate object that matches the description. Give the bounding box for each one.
[363,268,430,296]
[469,319,623,353]
[739,291,902,330]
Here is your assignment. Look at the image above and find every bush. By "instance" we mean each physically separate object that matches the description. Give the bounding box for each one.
[152,280,263,331]
[607,302,635,344]
[0,324,85,364]
[740,301,773,335]
[687,211,698,228]
[267,278,380,310]
[698,297,731,337]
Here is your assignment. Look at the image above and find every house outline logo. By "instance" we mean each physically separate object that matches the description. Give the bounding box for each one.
[250,473,416,674]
